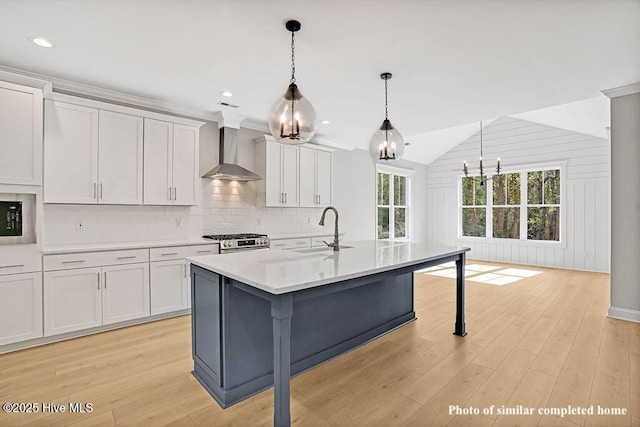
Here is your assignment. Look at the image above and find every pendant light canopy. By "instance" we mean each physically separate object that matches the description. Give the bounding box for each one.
[369,72,405,162]
[268,19,317,144]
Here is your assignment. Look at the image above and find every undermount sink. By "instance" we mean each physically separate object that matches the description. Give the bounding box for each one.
[293,246,353,254]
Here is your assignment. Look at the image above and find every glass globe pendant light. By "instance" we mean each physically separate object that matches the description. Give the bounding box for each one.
[369,72,405,162]
[268,20,317,144]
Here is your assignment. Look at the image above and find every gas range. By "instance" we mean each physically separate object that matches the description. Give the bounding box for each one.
[202,233,270,253]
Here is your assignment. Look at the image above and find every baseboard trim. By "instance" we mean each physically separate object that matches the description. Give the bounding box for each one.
[607,306,640,323]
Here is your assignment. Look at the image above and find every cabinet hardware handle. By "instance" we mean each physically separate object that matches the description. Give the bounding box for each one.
[93,183,97,199]
[97,272,100,290]
[280,193,283,204]
[296,242,307,245]
[285,193,287,204]
[0,264,25,269]
[274,243,285,247]
[161,252,179,256]
[169,187,172,201]
[183,264,187,279]
[62,260,85,264]
[117,256,136,260]
[99,183,103,200]
[174,187,177,201]
[318,194,320,204]
[104,272,107,289]
[196,250,211,253]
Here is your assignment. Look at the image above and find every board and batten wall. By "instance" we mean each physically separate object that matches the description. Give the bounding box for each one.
[425,116,610,272]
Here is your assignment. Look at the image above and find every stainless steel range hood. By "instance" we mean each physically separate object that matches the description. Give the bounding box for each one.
[202,127,262,181]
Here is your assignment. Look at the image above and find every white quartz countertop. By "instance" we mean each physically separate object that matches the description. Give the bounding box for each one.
[268,232,344,240]
[188,240,470,295]
[43,239,219,255]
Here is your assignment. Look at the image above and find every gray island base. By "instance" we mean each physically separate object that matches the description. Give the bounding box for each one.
[188,241,470,427]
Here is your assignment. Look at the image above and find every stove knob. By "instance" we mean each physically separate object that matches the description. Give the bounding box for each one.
[222,241,228,248]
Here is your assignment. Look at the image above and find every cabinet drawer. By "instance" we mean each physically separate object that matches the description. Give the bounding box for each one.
[270,238,311,250]
[0,251,41,276]
[311,236,334,248]
[44,248,149,271]
[150,244,219,261]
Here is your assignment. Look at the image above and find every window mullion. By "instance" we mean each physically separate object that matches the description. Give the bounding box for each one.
[520,171,527,240]
[389,174,395,239]
[487,178,493,238]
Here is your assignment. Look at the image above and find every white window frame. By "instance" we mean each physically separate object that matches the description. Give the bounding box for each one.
[375,164,413,241]
[457,162,566,247]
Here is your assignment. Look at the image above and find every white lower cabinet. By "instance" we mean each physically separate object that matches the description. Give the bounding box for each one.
[44,267,102,336]
[44,259,150,336]
[0,273,43,345]
[150,259,188,315]
[102,263,150,325]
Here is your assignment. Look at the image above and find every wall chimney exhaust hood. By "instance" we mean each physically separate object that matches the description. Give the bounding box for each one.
[202,112,262,181]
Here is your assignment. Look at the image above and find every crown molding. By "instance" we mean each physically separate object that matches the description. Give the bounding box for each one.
[0,64,348,150]
[602,82,640,99]
[0,68,52,94]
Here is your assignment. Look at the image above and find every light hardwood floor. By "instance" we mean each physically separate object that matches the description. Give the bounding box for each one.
[1,260,638,427]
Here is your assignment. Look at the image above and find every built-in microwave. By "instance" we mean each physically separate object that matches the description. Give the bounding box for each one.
[0,193,35,245]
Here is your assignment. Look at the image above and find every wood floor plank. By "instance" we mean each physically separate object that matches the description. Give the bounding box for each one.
[587,373,631,427]
[492,369,557,426]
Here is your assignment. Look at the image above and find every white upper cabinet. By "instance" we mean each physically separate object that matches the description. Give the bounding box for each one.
[296,146,333,208]
[98,111,143,204]
[44,100,99,203]
[144,120,199,206]
[255,136,302,207]
[44,94,203,205]
[0,82,43,186]
[143,119,173,204]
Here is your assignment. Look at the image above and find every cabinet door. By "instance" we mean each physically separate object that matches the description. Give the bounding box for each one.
[264,140,284,206]
[316,150,332,206]
[102,263,150,325]
[98,110,144,205]
[150,260,188,315]
[44,101,99,203]
[44,267,102,336]
[0,272,43,345]
[172,124,198,206]
[281,145,299,206]
[298,147,316,207]
[0,84,42,186]
[143,119,173,205]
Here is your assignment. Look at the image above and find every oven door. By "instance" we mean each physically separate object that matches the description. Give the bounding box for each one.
[0,193,36,245]
[221,247,270,254]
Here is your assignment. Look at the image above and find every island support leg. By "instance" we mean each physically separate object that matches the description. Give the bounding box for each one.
[454,252,467,337]
[271,293,293,427]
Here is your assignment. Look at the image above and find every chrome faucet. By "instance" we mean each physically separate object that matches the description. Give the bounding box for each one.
[319,206,340,251]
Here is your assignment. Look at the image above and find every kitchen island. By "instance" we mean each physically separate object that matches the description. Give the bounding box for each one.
[188,240,470,427]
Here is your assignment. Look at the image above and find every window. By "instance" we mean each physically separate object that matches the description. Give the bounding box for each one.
[492,173,520,239]
[527,170,560,241]
[377,168,411,240]
[459,168,561,242]
[461,176,486,237]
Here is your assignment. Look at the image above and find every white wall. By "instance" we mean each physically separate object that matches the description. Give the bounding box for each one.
[425,116,610,272]
[608,89,640,322]
[332,148,429,243]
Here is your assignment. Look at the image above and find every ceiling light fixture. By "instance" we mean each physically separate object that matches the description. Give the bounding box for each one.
[369,72,404,162]
[220,91,233,98]
[320,120,330,125]
[29,37,53,48]
[268,19,317,144]
[463,121,501,186]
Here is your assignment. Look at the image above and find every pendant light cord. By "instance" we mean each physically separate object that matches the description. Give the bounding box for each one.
[384,78,389,120]
[290,31,296,84]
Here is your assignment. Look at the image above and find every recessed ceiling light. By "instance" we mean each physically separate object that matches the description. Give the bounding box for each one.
[29,36,53,48]
[220,91,233,97]
[320,120,330,125]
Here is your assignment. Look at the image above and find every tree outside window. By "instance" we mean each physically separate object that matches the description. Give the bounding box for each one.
[460,168,561,242]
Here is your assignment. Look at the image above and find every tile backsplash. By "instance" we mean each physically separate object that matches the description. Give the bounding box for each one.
[43,179,326,246]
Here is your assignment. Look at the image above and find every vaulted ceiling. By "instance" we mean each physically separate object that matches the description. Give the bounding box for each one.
[0,0,636,164]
